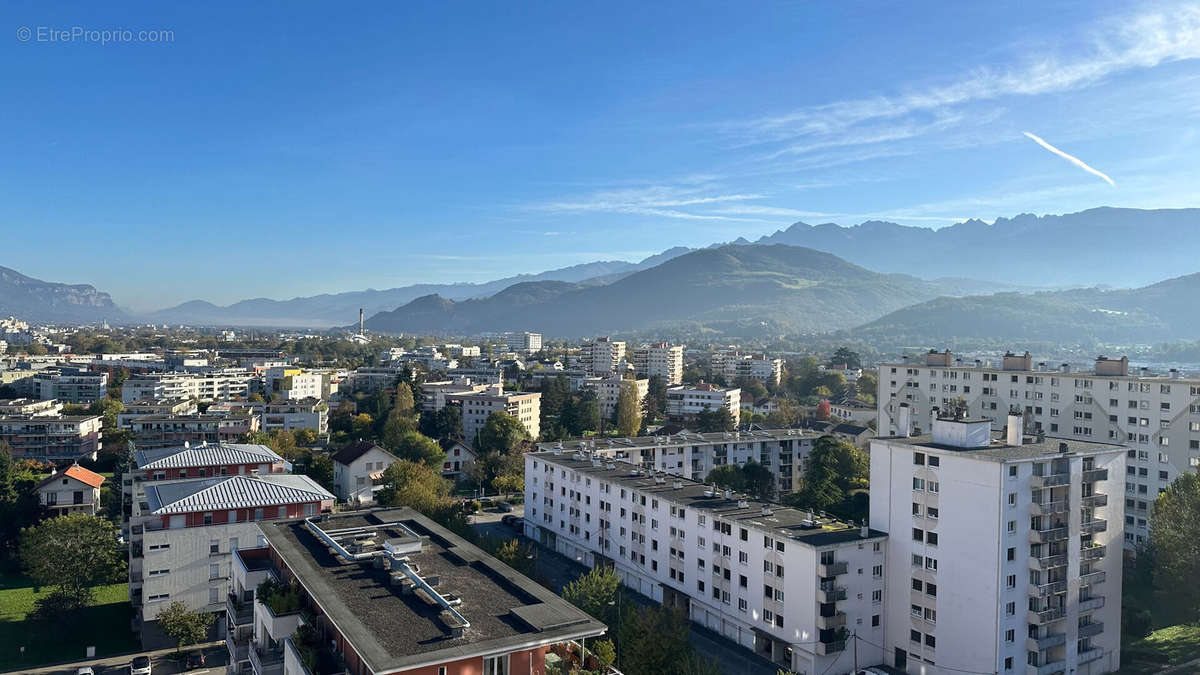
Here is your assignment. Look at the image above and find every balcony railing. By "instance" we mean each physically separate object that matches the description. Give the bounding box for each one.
[226,633,249,664]
[1082,468,1108,482]
[1030,526,1069,544]
[1032,553,1068,569]
[1030,500,1069,516]
[250,642,285,675]
[1037,659,1067,675]
[1081,544,1106,561]
[1082,493,1108,507]
[817,584,847,603]
[227,594,253,625]
[818,561,848,577]
[1078,596,1105,612]
[1029,580,1067,597]
[817,612,846,629]
[1027,632,1066,651]
[1031,473,1070,488]
[816,639,846,655]
[1080,570,1106,587]
[1078,621,1104,638]
[1082,519,1107,534]
[1079,648,1104,664]
[1027,606,1066,624]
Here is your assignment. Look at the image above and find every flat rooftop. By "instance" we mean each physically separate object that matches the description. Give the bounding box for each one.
[877,433,1126,462]
[532,452,883,547]
[260,508,605,672]
[537,427,815,454]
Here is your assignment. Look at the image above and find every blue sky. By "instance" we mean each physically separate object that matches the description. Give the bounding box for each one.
[3,1,1199,310]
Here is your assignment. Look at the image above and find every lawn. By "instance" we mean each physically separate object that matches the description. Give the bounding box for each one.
[1121,624,1200,674]
[0,573,138,671]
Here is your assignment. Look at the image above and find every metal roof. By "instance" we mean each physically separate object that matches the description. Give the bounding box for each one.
[134,442,284,470]
[145,474,333,514]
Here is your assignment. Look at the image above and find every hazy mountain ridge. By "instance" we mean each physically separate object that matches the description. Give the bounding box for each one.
[364,244,952,337]
[0,266,126,323]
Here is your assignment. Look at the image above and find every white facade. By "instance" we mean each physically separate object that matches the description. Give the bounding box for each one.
[711,352,784,385]
[525,451,886,674]
[505,332,543,354]
[421,378,502,413]
[870,414,1124,675]
[633,343,684,385]
[121,371,255,403]
[582,377,648,420]
[449,390,541,443]
[332,444,399,504]
[667,383,741,424]
[877,352,1200,549]
[580,337,626,376]
[262,398,328,434]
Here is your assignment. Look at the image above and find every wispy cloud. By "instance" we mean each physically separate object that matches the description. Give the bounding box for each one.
[530,185,773,221]
[1022,132,1116,185]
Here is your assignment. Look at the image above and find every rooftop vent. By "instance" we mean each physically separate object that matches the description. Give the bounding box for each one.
[673,480,683,490]
[761,505,773,517]
[737,500,749,508]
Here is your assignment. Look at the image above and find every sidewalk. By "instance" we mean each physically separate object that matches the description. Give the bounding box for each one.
[6,639,226,675]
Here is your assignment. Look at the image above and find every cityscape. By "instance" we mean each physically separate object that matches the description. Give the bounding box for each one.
[4,3,1200,675]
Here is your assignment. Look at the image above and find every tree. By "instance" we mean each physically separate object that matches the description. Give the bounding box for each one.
[419,405,461,441]
[789,436,869,520]
[19,514,125,613]
[620,605,691,675]
[492,539,534,576]
[616,381,642,437]
[375,460,451,514]
[157,601,210,654]
[301,452,334,491]
[381,411,418,448]
[741,460,774,501]
[390,431,446,466]
[563,566,619,626]
[350,413,374,436]
[593,639,616,671]
[294,427,320,445]
[493,473,524,499]
[477,412,530,454]
[393,381,415,418]
[1151,473,1200,620]
[0,442,41,567]
[696,406,735,433]
[644,375,668,422]
[829,347,861,370]
[705,465,745,492]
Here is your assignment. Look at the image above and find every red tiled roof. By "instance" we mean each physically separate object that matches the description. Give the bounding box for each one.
[63,464,105,488]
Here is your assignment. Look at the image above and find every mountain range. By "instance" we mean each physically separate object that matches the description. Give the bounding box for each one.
[0,266,126,324]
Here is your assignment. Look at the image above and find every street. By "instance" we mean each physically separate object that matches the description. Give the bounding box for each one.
[10,641,227,675]
[470,508,781,675]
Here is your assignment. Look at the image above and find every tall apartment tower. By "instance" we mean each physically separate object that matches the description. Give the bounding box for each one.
[632,342,685,384]
[870,408,1124,674]
[580,337,626,376]
[877,351,1200,549]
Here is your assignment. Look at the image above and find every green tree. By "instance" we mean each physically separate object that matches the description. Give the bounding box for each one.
[1151,473,1200,620]
[301,451,335,492]
[620,605,691,675]
[19,514,126,614]
[789,436,869,519]
[593,639,616,671]
[419,405,462,441]
[741,460,775,501]
[563,566,619,626]
[492,539,534,576]
[381,411,419,448]
[156,601,211,654]
[830,347,861,370]
[375,460,451,514]
[696,406,735,433]
[493,472,524,499]
[393,381,415,417]
[477,412,530,454]
[350,413,374,436]
[0,442,41,567]
[705,465,745,492]
[294,427,320,445]
[616,381,642,437]
[390,431,446,466]
[644,375,668,422]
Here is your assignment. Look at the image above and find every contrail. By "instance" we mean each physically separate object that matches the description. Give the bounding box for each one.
[1023,132,1115,186]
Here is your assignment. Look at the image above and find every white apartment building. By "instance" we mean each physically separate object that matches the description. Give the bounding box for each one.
[580,337,626,376]
[34,369,109,404]
[538,428,817,496]
[667,382,741,424]
[632,342,684,384]
[128,473,334,629]
[871,409,1124,675]
[444,343,482,358]
[506,332,543,354]
[118,398,199,428]
[121,371,255,404]
[264,367,324,401]
[446,390,541,442]
[420,378,502,413]
[711,351,784,386]
[262,397,328,434]
[0,397,64,416]
[525,451,887,674]
[877,351,1200,549]
[581,376,648,420]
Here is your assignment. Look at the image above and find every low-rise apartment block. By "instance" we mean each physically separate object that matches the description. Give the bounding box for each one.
[877,350,1200,549]
[420,377,502,413]
[446,390,541,443]
[262,397,328,435]
[226,508,606,675]
[667,382,741,425]
[0,397,64,416]
[0,413,103,462]
[117,398,199,429]
[128,414,259,450]
[121,370,256,404]
[505,331,543,354]
[871,408,1124,674]
[34,367,109,403]
[525,450,886,673]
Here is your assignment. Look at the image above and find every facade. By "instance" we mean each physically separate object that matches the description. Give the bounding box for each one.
[420,378,501,413]
[505,331,543,354]
[632,342,684,385]
[332,441,399,504]
[667,382,741,424]
[580,337,626,376]
[525,451,886,673]
[121,371,256,404]
[582,376,648,420]
[226,508,606,675]
[447,390,541,443]
[36,463,105,515]
[0,397,64,416]
[876,351,1200,549]
[118,398,199,429]
[343,365,406,394]
[262,397,328,435]
[440,439,477,477]
[539,428,816,496]
[711,352,784,386]
[34,368,109,403]
[264,367,324,401]
[128,473,334,628]
[0,413,103,461]
[128,414,259,450]
[870,411,1124,674]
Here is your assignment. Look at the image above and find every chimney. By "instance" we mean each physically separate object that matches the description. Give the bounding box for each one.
[896,403,912,438]
[860,526,869,539]
[359,308,364,334]
[1006,409,1023,446]
[930,405,940,431]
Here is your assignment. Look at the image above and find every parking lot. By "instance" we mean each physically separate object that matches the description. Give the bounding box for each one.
[14,642,226,675]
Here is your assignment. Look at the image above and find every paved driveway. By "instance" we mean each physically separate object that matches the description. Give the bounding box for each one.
[13,642,227,675]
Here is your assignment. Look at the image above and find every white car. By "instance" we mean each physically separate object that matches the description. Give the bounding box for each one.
[130,655,152,675]
[75,668,95,675]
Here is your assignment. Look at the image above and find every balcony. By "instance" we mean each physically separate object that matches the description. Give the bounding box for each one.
[1082,468,1108,482]
[1082,519,1108,534]
[1031,553,1068,570]
[1027,607,1066,624]
[1030,500,1069,516]
[1030,525,1069,544]
[1078,596,1105,612]
[1031,473,1070,488]
[1026,632,1066,651]
[818,561,848,577]
[817,584,847,603]
[227,594,254,626]
[249,642,284,675]
[1080,570,1106,587]
[254,596,304,643]
[816,640,846,655]
[1079,648,1104,664]
[1037,659,1067,675]
[1082,493,1108,508]
[1078,621,1104,638]
[1081,544,1106,561]
[1029,580,1068,597]
[817,612,846,630]
[226,632,250,665]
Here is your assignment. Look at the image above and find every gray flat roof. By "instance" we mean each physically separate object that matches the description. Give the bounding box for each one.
[260,508,606,673]
[875,433,1126,462]
[532,452,883,547]
[536,428,816,454]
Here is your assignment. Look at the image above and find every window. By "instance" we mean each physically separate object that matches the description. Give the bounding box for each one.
[483,655,509,675]
[872,589,882,603]
[910,629,921,643]
[925,583,936,597]
[911,578,923,592]
[209,539,219,555]
[1005,601,1015,616]
[914,452,926,465]
[1006,574,1016,588]
[928,456,939,467]
[926,532,938,546]
[738,598,747,612]
[872,614,880,627]
[209,563,220,580]
[912,477,925,491]
[1007,547,1015,561]
[927,506,939,519]
[912,528,924,541]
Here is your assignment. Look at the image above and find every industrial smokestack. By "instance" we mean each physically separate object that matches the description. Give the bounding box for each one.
[359,308,364,334]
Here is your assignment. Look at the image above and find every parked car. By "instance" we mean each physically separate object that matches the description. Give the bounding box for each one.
[184,650,207,670]
[75,668,95,675]
[130,655,152,675]
[496,501,514,512]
